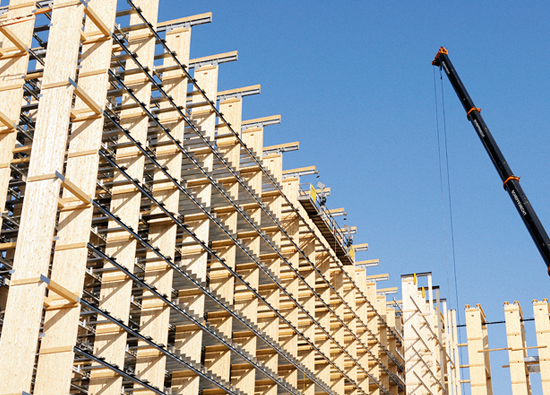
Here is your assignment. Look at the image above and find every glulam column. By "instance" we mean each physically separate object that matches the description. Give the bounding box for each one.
[33,2,117,394]
[89,2,159,394]
[0,1,86,392]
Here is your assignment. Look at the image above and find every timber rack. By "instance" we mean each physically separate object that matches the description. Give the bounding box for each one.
[0,1,407,395]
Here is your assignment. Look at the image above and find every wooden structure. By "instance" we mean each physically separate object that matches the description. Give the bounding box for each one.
[0,1,406,394]
[401,272,461,395]
[461,300,550,395]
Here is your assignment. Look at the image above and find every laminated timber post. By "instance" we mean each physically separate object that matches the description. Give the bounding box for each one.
[0,1,86,393]
[315,248,332,387]
[88,1,159,394]
[332,263,346,394]
[438,301,451,395]
[233,96,260,394]
[448,308,462,395]
[172,58,219,393]
[134,22,191,391]
[200,95,242,391]
[298,224,316,395]
[384,304,401,395]
[354,265,370,394]
[280,175,300,389]
[0,0,36,231]
[32,2,118,395]
[533,299,550,394]
[366,279,381,395]
[257,150,283,395]
[343,264,358,395]
[504,301,532,395]
[377,291,390,393]
[465,304,493,395]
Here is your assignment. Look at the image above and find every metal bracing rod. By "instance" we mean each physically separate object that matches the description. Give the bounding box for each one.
[110,18,399,366]
[74,347,168,395]
[78,300,249,395]
[90,188,333,395]
[96,147,356,395]
[104,72,399,386]
[105,67,378,367]
[123,1,397,343]
[122,2,398,349]
[78,302,244,395]
[96,117,374,394]
[109,9,398,382]
[86,244,307,395]
[99,110,388,395]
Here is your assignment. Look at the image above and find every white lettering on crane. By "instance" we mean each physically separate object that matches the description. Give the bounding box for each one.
[472,120,485,138]
[511,190,527,216]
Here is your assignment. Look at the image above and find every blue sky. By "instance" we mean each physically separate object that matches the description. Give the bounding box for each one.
[155,1,550,392]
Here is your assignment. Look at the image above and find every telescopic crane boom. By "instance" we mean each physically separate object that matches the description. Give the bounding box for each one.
[432,46,550,275]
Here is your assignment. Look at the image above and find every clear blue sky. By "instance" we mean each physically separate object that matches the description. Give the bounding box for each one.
[155,2,550,392]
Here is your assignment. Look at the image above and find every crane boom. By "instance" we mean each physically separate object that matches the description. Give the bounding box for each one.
[432,47,550,275]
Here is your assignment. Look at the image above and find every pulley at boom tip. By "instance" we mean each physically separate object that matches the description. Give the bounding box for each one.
[431,46,448,66]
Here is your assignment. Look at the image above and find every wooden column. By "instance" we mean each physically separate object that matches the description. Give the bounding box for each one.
[201,98,240,391]
[355,266,370,394]
[504,301,531,395]
[465,304,493,395]
[280,176,300,389]
[257,151,282,395]
[534,299,550,395]
[0,1,85,392]
[172,62,218,394]
[235,120,265,394]
[367,280,381,395]
[298,228,316,395]
[0,0,36,230]
[315,250,332,387]
[89,2,159,394]
[385,305,400,395]
[377,292,389,393]
[449,309,462,395]
[33,2,117,394]
[134,24,191,390]
[331,267,345,395]
[343,265,358,395]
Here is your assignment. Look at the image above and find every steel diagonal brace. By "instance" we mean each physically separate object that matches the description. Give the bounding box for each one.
[105,50,391,395]
[74,347,168,395]
[124,1,398,352]
[114,8,388,363]
[97,147,335,394]
[77,298,243,395]
[113,7,397,390]
[86,243,304,395]
[97,116,367,394]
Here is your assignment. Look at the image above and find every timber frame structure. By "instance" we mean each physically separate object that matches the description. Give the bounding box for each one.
[4,1,547,395]
[0,1,411,395]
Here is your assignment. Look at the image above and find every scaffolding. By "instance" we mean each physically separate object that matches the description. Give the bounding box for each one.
[0,1,408,394]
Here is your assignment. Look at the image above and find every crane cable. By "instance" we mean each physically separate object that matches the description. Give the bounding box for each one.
[434,66,465,392]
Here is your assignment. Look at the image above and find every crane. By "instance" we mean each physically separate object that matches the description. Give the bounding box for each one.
[432,46,550,275]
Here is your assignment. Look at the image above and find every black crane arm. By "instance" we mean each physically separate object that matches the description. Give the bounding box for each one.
[432,47,550,275]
